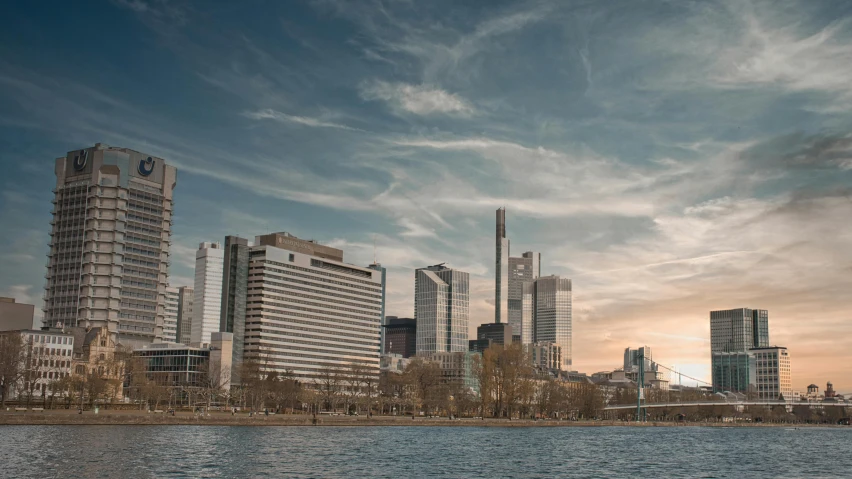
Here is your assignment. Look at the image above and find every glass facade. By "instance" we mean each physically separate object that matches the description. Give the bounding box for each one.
[531,276,572,368]
[191,242,224,345]
[508,251,540,344]
[711,351,755,393]
[415,265,470,354]
[221,236,250,366]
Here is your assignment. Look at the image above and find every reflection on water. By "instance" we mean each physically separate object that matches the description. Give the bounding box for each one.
[3,425,851,478]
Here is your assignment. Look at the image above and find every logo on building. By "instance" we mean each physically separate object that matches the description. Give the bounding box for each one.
[72,150,88,171]
[138,156,155,176]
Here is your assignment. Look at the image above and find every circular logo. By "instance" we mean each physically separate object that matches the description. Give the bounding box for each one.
[138,156,155,176]
[72,150,88,171]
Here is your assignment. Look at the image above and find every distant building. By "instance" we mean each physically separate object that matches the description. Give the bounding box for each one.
[523,275,573,368]
[508,251,540,344]
[243,232,382,383]
[624,346,653,373]
[0,329,74,400]
[368,263,387,353]
[0,297,35,331]
[477,322,513,346]
[826,382,838,399]
[380,353,411,374]
[710,308,770,353]
[220,235,250,368]
[750,346,792,401]
[163,287,179,343]
[383,316,416,358]
[176,286,194,345]
[529,341,563,371]
[68,326,123,399]
[422,351,479,394]
[191,242,224,345]
[133,332,233,392]
[44,144,177,347]
[710,308,780,394]
[415,264,469,354]
[711,351,755,394]
[468,338,494,354]
[495,208,509,324]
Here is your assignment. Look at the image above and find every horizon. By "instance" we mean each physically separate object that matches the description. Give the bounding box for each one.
[1,0,851,392]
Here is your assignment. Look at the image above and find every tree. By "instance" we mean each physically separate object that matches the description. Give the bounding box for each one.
[317,365,344,413]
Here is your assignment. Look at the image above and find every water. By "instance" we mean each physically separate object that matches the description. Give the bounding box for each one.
[2,425,850,478]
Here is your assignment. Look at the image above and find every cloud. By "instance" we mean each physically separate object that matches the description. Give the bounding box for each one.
[242,108,363,131]
[713,11,852,108]
[360,81,474,115]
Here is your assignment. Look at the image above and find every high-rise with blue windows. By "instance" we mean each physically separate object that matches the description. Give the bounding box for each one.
[43,144,177,348]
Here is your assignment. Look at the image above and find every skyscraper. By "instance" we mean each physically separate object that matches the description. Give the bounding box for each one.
[44,143,177,347]
[220,235,250,367]
[191,242,224,345]
[508,251,540,344]
[522,275,573,368]
[368,262,387,353]
[495,208,509,324]
[163,287,179,343]
[710,308,773,393]
[623,346,653,373]
[415,264,470,354]
[243,232,383,382]
[710,308,770,353]
[176,286,194,345]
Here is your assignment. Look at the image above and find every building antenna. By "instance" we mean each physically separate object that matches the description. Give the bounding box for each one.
[372,235,377,264]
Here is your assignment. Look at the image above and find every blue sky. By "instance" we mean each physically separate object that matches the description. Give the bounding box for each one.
[2,0,852,390]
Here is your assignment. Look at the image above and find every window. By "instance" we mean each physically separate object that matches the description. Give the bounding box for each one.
[289,253,295,262]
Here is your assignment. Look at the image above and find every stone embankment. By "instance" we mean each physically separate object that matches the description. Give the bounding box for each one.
[1,410,845,427]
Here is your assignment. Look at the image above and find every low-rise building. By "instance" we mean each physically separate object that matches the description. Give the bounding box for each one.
[133,332,233,391]
[0,329,75,401]
[529,341,563,371]
[0,297,35,331]
[750,346,792,401]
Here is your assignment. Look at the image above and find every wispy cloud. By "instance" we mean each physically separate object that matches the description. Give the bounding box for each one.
[242,108,363,131]
[360,81,474,115]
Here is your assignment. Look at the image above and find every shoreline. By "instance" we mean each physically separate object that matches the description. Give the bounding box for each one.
[1,411,847,428]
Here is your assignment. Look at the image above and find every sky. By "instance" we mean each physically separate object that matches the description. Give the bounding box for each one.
[1,0,851,392]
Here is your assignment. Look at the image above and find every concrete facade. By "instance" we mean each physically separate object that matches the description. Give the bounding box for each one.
[44,144,177,348]
[0,298,35,331]
[243,235,383,383]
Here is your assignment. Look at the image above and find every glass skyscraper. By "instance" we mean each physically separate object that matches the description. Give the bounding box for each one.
[710,308,772,393]
[495,208,509,324]
[522,275,573,369]
[415,264,470,354]
[509,251,540,344]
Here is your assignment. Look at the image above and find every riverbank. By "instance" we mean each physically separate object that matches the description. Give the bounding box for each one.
[1,410,847,427]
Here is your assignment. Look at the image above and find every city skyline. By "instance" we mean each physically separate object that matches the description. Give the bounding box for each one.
[1,1,852,390]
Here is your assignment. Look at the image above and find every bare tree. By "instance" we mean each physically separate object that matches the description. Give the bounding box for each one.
[317,365,344,413]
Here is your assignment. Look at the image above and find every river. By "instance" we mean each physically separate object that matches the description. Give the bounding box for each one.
[3,425,850,478]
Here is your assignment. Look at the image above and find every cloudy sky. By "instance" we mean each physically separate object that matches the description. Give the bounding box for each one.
[1,0,851,391]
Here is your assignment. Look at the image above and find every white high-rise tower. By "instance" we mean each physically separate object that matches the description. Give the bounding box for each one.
[191,242,224,345]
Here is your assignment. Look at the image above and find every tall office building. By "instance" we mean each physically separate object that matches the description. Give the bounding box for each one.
[220,235,250,367]
[710,308,769,353]
[163,287,179,343]
[176,286,194,344]
[624,346,653,373]
[415,264,470,354]
[44,144,177,347]
[508,251,540,344]
[710,308,774,393]
[191,242,224,345]
[522,275,573,368]
[494,208,509,324]
[368,262,387,354]
[243,232,383,382]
